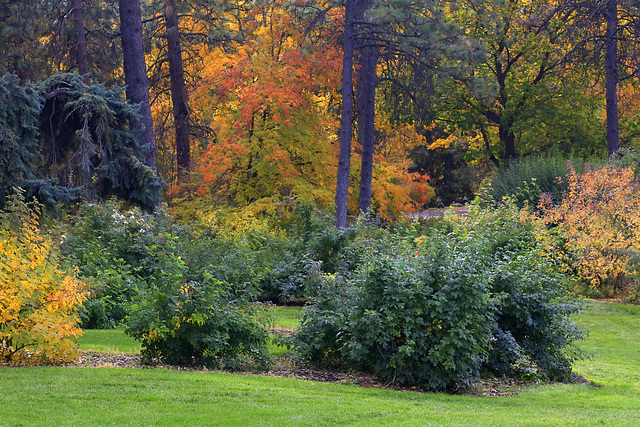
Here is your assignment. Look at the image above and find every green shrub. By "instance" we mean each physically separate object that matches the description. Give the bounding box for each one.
[454,201,586,380]
[125,276,270,369]
[257,204,357,303]
[291,202,585,392]
[61,200,177,328]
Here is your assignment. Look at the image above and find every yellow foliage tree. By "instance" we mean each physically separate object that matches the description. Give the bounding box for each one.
[0,192,86,364]
[172,2,342,219]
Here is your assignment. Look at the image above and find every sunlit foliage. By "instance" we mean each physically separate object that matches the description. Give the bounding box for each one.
[0,192,86,364]
[540,164,640,296]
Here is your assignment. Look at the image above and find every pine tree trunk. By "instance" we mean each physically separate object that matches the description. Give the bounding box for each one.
[605,0,619,156]
[335,0,356,228]
[164,0,190,177]
[72,0,88,76]
[357,46,377,215]
[118,0,157,169]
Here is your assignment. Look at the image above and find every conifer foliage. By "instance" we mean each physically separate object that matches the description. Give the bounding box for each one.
[0,73,161,210]
[0,75,43,207]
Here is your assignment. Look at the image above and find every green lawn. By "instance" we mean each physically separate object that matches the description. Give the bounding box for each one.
[1,301,639,426]
[76,328,141,355]
[269,305,302,330]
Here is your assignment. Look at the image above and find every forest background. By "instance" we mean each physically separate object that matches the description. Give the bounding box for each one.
[1,0,639,223]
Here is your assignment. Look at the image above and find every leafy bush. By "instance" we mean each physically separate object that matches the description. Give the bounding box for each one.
[125,275,270,369]
[62,199,295,326]
[61,199,176,328]
[454,202,586,379]
[259,205,357,302]
[61,199,272,367]
[291,202,585,392]
[540,164,640,297]
[0,192,86,364]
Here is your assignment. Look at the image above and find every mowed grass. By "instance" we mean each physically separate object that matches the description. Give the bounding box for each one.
[76,329,141,355]
[1,302,639,426]
[269,305,302,330]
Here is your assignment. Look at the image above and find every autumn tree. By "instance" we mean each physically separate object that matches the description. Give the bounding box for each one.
[190,1,342,216]
[540,163,640,295]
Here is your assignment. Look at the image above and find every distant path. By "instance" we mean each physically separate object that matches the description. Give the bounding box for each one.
[409,207,469,219]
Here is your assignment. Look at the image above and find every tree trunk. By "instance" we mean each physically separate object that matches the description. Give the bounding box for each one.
[500,119,517,159]
[118,0,157,169]
[356,46,377,215]
[605,0,619,156]
[72,0,88,76]
[164,0,190,177]
[335,0,356,228]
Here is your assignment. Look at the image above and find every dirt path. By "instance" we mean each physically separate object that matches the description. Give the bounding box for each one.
[410,207,469,219]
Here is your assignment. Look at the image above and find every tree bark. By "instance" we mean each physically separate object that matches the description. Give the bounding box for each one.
[164,0,190,177]
[605,0,619,156]
[118,0,157,169]
[72,0,88,76]
[356,46,377,215]
[335,0,356,228]
[500,118,517,159]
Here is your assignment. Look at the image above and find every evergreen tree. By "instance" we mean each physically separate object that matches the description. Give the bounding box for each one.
[0,73,161,210]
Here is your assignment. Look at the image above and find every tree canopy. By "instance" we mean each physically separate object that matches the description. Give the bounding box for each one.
[1,0,639,218]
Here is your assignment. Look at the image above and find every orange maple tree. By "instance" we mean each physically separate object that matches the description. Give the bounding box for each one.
[183,1,342,217]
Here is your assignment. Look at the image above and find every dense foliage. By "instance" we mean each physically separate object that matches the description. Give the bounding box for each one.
[0,73,161,211]
[124,263,271,369]
[290,202,585,392]
[60,199,272,367]
[540,163,640,299]
[0,192,86,364]
[486,155,584,207]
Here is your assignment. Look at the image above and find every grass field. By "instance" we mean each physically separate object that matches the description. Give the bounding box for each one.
[1,301,639,426]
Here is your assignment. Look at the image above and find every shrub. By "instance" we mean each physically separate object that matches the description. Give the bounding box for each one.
[61,199,175,328]
[487,154,583,207]
[540,164,640,297]
[291,202,585,391]
[453,202,586,379]
[125,275,270,369]
[0,192,86,364]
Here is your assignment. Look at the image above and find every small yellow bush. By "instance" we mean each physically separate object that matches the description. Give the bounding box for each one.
[0,193,86,364]
[540,165,640,295]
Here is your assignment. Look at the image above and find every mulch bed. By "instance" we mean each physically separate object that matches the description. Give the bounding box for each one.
[65,351,543,396]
